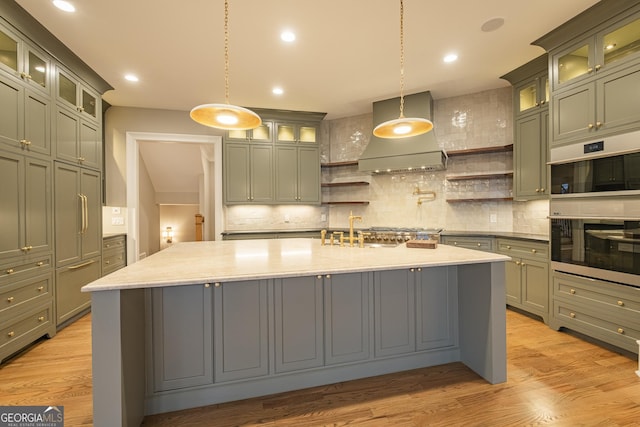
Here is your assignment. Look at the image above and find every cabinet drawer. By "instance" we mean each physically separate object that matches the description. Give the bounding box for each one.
[0,301,53,350]
[553,299,640,353]
[0,254,52,285]
[0,272,52,318]
[442,236,494,252]
[553,272,640,322]
[103,235,125,251]
[497,239,548,260]
[102,250,125,275]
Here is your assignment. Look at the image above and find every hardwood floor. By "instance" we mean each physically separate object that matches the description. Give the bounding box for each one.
[1,309,639,426]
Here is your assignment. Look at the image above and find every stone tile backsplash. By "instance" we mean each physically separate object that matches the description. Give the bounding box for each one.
[225,87,549,236]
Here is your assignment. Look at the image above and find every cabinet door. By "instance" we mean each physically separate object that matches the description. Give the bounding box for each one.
[55,255,100,325]
[515,114,543,199]
[25,156,52,255]
[250,145,273,203]
[274,276,323,373]
[297,146,320,203]
[152,284,213,391]
[80,168,101,260]
[552,83,596,145]
[504,258,522,304]
[213,280,268,382]
[324,272,370,365]
[416,267,457,351]
[0,73,24,152]
[224,143,250,203]
[79,120,100,169]
[274,145,298,202]
[54,106,80,163]
[24,88,51,156]
[0,151,24,259]
[373,269,415,357]
[54,163,81,268]
[597,63,640,135]
[522,259,549,313]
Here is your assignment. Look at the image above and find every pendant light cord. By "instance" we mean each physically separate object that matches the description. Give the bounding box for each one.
[399,0,405,119]
[224,0,230,105]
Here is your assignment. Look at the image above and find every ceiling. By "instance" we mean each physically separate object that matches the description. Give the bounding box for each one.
[16,0,600,121]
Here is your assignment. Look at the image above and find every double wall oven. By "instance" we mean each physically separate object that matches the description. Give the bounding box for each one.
[549,131,640,288]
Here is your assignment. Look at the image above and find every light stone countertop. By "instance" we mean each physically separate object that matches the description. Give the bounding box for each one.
[83,238,510,292]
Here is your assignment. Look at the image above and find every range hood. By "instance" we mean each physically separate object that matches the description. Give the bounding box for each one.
[358,91,447,172]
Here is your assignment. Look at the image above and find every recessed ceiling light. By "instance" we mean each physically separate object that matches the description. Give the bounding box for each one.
[53,0,75,12]
[481,17,504,32]
[443,53,458,63]
[280,31,296,43]
[272,87,284,95]
[124,74,139,82]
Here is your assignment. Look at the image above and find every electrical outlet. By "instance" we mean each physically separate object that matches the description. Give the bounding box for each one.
[112,216,124,225]
[490,214,497,223]
[112,207,121,214]
[321,214,327,222]
[284,214,290,223]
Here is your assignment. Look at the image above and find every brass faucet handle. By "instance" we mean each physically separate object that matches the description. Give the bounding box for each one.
[320,229,327,246]
[358,233,365,248]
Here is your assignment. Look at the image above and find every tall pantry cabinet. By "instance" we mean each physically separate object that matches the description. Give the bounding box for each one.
[0,2,111,363]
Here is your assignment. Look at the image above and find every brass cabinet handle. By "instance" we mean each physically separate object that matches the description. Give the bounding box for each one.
[105,260,110,264]
[570,312,576,318]
[617,328,624,334]
[204,283,210,288]
[7,297,14,303]
[531,249,537,253]
[67,259,96,270]
[214,283,221,287]
[20,139,31,146]
[410,268,415,272]
[588,123,594,129]
[594,64,602,71]
[596,121,602,129]
[38,316,45,322]
[540,188,545,193]
[326,274,331,279]
[6,269,14,274]
[476,243,481,247]
[515,261,521,266]
[36,261,44,267]
[570,289,576,294]
[506,245,511,249]
[37,286,44,292]
[417,267,422,272]
[7,331,15,338]
[317,275,322,279]
[617,300,624,307]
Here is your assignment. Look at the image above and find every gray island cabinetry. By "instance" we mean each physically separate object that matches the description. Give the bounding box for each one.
[84,239,508,427]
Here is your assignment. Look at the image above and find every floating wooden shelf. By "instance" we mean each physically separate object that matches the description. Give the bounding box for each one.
[321,181,370,188]
[322,201,370,205]
[447,144,513,157]
[446,197,514,203]
[446,171,514,181]
[321,160,359,167]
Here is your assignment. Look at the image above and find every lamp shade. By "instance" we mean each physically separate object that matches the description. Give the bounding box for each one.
[373,116,433,138]
[190,103,262,130]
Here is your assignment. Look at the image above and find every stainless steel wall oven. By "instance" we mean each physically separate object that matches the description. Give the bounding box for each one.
[549,131,640,288]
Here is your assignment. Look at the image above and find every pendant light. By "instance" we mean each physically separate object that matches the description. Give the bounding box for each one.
[190,0,261,130]
[373,0,433,139]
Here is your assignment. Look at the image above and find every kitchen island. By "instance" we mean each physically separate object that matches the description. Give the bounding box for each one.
[83,238,509,427]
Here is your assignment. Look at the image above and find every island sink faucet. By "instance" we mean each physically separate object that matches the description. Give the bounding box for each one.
[348,211,363,247]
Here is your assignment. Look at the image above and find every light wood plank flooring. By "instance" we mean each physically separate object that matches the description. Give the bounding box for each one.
[1,309,639,426]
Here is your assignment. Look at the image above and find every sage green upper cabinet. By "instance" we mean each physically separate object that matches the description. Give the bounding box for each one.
[224,143,274,204]
[514,72,549,117]
[0,23,51,95]
[534,3,640,146]
[226,121,273,143]
[275,122,318,144]
[223,109,325,205]
[0,72,51,156]
[55,66,100,123]
[274,145,320,204]
[501,54,549,200]
[552,15,640,91]
[54,105,101,170]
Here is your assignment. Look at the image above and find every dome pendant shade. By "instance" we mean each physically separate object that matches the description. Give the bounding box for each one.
[373,116,433,138]
[190,103,262,130]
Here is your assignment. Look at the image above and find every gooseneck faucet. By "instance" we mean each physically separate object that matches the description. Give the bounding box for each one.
[348,211,363,247]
